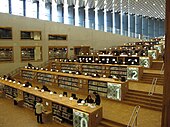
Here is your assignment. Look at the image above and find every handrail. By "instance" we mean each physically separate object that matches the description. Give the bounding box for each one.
[148,77,158,96]
[127,105,140,127]
[160,63,164,74]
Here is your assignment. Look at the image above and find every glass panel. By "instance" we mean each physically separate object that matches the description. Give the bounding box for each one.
[11,0,24,16]
[21,31,41,40]
[48,35,67,40]
[26,0,37,18]
[21,46,42,61]
[39,0,51,20]
[0,27,12,39]
[0,0,9,13]
[49,47,67,60]
[0,47,13,62]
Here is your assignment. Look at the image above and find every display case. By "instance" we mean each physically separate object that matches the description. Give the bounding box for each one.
[21,46,42,61]
[48,34,67,40]
[48,46,68,60]
[0,47,13,62]
[154,44,163,54]
[0,27,12,39]
[20,31,41,40]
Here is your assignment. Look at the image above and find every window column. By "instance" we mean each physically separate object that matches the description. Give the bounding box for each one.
[85,0,89,28]
[112,0,115,33]
[104,0,107,32]
[74,0,79,26]
[95,1,98,30]
[120,0,123,35]
[63,0,68,24]
[52,0,58,22]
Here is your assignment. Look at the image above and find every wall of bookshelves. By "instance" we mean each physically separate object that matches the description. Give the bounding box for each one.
[49,62,143,81]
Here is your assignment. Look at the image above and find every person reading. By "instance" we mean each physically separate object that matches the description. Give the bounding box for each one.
[35,100,44,124]
[85,95,94,104]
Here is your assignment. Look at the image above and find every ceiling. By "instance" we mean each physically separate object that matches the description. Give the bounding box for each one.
[55,0,166,20]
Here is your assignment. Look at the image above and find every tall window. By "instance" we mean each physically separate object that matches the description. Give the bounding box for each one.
[11,0,24,16]
[0,0,9,13]
[39,0,51,21]
[26,0,37,18]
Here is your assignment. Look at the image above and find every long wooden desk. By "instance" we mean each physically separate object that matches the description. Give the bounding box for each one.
[0,78,102,127]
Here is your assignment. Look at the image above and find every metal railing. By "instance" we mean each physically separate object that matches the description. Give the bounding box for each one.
[148,77,158,96]
[160,63,164,74]
[127,105,140,127]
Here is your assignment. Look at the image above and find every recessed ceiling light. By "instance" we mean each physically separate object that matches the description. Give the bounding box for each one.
[136,0,138,1]
[161,13,163,15]
[161,5,163,7]
[140,9,142,11]
[133,7,135,9]
[124,6,126,7]
[145,2,147,4]
[148,10,150,12]
[153,3,155,6]
[155,11,157,13]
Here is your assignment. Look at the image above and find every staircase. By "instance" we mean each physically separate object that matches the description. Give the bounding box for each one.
[140,73,164,85]
[98,118,127,127]
[150,61,164,70]
[123,90,163,111]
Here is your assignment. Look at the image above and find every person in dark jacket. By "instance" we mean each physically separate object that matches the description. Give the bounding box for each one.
[93,92,101,105]
[85,95,94,103]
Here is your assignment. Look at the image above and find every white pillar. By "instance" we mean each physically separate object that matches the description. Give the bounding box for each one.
[95,1,98,30]
[85,6,89,28]
[63,0,68,24]
[128,0,131,37]
[74,0,79,26]
[135,14,138,38]
[112,0,115,33]
[104,0,107,32]
[120,0,123,35]
[52,0,57,22]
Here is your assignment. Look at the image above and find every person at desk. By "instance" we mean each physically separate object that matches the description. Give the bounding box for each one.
[93,92,101,106]
[85,95,94,104]
[35,100,44,124]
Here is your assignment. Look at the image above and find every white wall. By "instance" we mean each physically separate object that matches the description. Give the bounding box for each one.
[0,13,140,75]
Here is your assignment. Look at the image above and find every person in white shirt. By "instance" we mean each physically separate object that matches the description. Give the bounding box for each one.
[35,100,44,124]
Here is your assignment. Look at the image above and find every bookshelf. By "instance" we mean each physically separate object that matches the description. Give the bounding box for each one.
[0,47,13,62]
[52,102,73,124]
[21,70,36,80]
[37,72,56,85]
[58,76,79,91]
[0,27,12,39]
[4,85,17,98]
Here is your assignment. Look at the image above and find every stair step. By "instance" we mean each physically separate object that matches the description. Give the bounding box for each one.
[127,90,163,99]
[123,100,162,111]
[99,118,127,127]
[125,94,163,103]
[124,97,162,107]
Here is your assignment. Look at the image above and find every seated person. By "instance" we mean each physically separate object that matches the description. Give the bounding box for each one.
[85,95,94,104]
[25,81,32,87]
[41,85,50,92]
[93,92,101,106]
